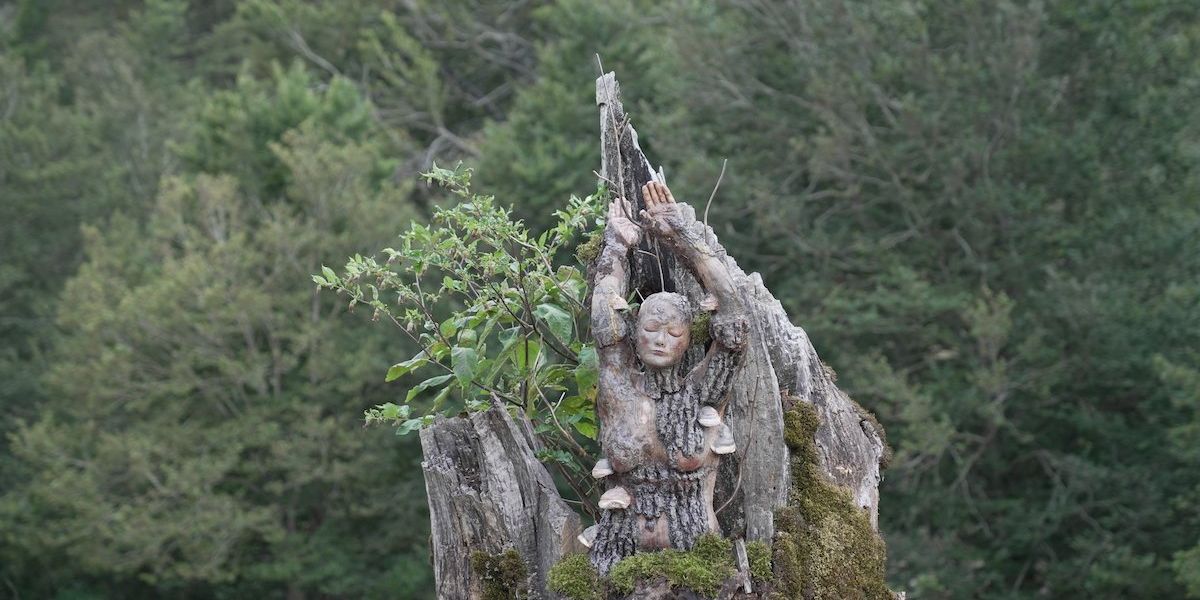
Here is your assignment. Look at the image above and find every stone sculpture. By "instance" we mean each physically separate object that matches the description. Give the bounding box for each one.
[583,180,750,574]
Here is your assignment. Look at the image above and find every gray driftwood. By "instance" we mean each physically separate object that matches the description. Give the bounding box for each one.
[420,404,582,599]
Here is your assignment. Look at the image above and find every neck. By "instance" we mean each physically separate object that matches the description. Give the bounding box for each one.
[643,362,682,396]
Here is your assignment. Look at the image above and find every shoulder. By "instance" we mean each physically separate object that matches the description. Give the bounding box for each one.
[710,312,749,352]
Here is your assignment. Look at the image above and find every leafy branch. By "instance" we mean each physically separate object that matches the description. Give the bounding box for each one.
[315,163,607,513]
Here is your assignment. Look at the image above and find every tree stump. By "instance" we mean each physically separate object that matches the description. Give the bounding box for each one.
[417,72,896,600]
[420,404,583,599]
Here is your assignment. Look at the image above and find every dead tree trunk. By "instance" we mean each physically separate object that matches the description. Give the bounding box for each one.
[417,72,894,599]
[595,72,888,535]
[421,403,583,599]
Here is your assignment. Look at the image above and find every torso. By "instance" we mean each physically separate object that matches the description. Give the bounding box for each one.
[597,370,665,473]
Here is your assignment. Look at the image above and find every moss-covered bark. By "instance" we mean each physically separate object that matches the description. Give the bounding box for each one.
[548,535,738,599]
[547,400,897,600]
[472,549,531,600]
[773,401,894,599]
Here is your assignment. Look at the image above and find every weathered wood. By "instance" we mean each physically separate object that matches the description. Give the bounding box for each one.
[594,71,888,541]
[417,72,891,600]
[421,404,583,599]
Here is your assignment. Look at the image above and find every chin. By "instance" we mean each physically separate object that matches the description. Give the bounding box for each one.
[640,354,680,369]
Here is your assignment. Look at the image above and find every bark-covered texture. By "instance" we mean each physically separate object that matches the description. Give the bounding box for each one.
[595,71,888,539]
[420,403,583,599]
[420,73,892,599]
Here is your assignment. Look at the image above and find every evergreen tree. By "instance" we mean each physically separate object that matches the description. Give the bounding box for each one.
[1,65,433,599]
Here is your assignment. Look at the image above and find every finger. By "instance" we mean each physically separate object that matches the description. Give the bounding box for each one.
[641,183,653,208]
[643,183,662,210]
[650,182,663,205]
[623,198,634,219]
[661,183,675,204]
[639,208,651,221]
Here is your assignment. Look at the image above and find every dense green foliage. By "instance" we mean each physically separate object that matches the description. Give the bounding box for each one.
[316,165,608,513]
[2,1,1199,599]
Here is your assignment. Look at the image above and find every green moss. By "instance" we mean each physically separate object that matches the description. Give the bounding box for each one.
[471,549,529,600]
[549,535,736,599]
[774,401,894,600]
[746,540,772,582]
[609,535,734,597]
[547,553,605,600]
[690,310,712,346]
[575,229,603,265]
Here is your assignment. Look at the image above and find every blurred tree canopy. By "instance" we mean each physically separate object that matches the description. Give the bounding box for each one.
[1,1,1198,599]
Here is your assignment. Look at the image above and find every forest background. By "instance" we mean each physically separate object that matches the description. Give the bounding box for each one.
[2,1,1199,598]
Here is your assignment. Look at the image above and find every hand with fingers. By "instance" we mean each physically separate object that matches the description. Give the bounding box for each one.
[640,181,683,238]
[605,196,642,249]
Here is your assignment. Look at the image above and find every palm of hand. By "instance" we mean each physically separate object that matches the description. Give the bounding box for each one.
[640,181,682,236]
[606,198,641,247]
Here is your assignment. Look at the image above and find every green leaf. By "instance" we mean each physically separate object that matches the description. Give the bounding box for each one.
[451,346,478,386]
[534,303,574,344]
[575,345,599,391]
[397,415,435,436]
[431,386,452,412]
[573,419,597,440]
[440,317,458,339]
[535,448,574,465]
[378,402,405,420]
[386,354,428,382]
[405,374,454,402]
[515,339,541,371]
[499,326,521,352]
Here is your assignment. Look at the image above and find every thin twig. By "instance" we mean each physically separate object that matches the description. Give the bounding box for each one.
[635,249,665,292]
[593,169,619,190]
[703,158,728,230]
[538,388,591,461]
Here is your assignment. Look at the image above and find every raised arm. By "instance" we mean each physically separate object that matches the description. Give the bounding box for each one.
[640,182,749,407]
[639,182,745,337]
[591,197,641,363]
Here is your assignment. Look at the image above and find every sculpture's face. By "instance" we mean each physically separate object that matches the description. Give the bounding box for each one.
[636,296,690,369]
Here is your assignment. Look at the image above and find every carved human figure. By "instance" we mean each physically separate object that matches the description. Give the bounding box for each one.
[585,181,749,574]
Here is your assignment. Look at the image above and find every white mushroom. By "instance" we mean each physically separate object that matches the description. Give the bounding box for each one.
[577,524,598,548]
[698,406,721,427]
[598,486,632,510]
[712,424,737,455]
[591,458,613,479]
